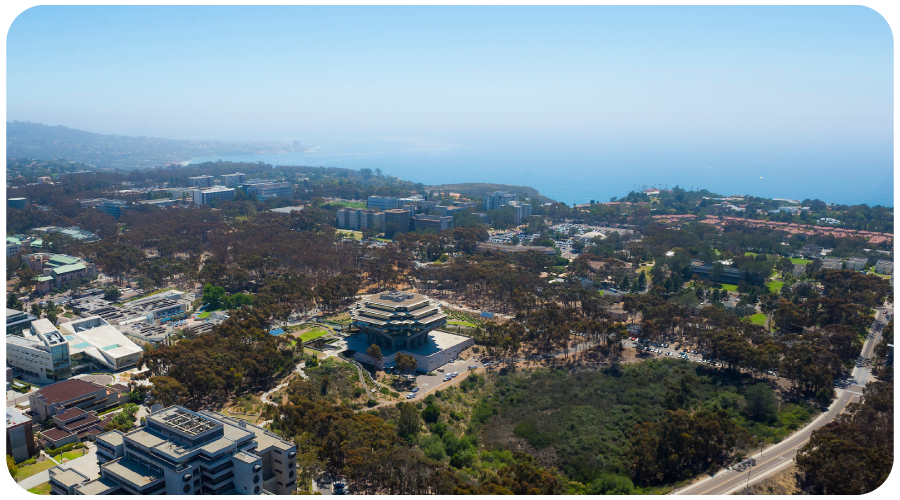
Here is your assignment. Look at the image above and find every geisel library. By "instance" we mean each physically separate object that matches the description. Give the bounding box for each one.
[348,290,473,372]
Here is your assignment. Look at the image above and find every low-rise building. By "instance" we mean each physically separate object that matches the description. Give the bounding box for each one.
[58,316,144,372]
[7,319,72,383]
[845,257,868,271]
[6,406,37,463]
[689,261,744,285]
[244,181,292,201]
[6,307,36,335]
[413,214,454,233]
[8,197,28,209]
[189,175,215,188]
[28,378,128,423]
[72,406,299,495]
[192,187,235,205]
[875,260,893,275]
[80,198,130,218]
[21,253,97,294]
[367,196,399,211]
[221,172,247,187]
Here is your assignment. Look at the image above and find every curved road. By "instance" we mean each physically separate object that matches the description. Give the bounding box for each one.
[677,304,890,495]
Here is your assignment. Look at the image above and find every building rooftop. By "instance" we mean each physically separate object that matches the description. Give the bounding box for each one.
[6,406,30,427]
[50,468,88,488]
[31,379,104,405]
[104,457,164,487]
[98,430,125,447]
[42,428,75,441]
[52,263,87,274]
[76,476,119,495]
[55,407,88,422]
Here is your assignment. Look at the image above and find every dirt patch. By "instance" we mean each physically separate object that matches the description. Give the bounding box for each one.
[739,465,801,495]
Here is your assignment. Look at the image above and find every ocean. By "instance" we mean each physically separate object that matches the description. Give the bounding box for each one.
[191,141,893,207]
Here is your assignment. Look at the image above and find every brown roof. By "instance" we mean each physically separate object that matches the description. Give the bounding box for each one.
[42,428,74,441]
[33,379,103,405]
[110,384,129,393]
[55,407,87,422]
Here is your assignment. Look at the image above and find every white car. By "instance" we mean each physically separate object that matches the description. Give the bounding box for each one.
[451,372,459,377]
[406,393,416,399]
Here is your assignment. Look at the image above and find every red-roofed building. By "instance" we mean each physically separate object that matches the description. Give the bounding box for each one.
[28,379,128,423]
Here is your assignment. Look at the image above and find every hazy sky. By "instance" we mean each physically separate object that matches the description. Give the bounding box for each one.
[7,5,893,149]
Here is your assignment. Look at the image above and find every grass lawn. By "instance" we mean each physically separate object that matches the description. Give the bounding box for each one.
[16,460,57,480]
[329,201,367,209]
[196,311,210,319]
[375,237,392,242]
[721,284,738,292]
[299,329,328,342]
[447,320,477,328]
[790,258,811,265]
[335,229,363,239]
[27,482,52,495]
[744,252,758,257]
[58,449,89,462]
[747,313,767,326]
[767,281,785,293]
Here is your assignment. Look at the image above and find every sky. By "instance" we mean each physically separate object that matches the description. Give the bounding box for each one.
[5,6,894,203]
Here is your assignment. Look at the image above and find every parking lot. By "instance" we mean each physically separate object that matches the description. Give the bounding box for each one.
[392,357,486,400]
[624,338,730,368]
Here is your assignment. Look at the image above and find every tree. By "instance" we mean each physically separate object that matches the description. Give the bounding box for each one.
[396,402,422,442]
[103,286,121,301]
[637,270,647,291]
[367,344,383,369]
[7,455,17,480]
[395,352,417,374]
[44,300,60,324]
[6,292,23,311]
[30,302,42,318]
[422,404,440,424]
[744,383,777,422]
[148,376,188,407]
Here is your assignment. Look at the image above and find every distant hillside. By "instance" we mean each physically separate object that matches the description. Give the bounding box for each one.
[427,182,555,204]
[6,121,290,169]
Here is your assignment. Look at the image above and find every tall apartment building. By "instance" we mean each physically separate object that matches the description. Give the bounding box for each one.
[6,406,37,463]
[189,175,215,188]
[62,406,299,495]
[244,181,292,201]
[413,214,454,233]
[507,201,533,224]
[221,173,247,187]
[7,319,72,383]
[483,191,517,211]
[193,187,236,205]
[6,307,36,335]
[384,209,412,235]
[367,196,399,211]
[336,208,385,231]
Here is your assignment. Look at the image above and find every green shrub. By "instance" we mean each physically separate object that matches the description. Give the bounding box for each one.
[366,399,378,407]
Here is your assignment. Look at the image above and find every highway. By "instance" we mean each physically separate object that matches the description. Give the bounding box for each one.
[677,303,891,495]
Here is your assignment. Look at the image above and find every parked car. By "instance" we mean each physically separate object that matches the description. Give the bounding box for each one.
[437,368,444,372]
[469,365,478,370]
[406,393,416,399]
[412,387,419,393]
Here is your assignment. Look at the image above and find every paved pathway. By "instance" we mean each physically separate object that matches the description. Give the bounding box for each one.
[261,362,307,406]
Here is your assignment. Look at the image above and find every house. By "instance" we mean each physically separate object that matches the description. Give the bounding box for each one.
[875,260,893,275]
[845,257,868,271]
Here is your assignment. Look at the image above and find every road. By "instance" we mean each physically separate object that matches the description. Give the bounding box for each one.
[676,388,858,495]
[677,303,891,495]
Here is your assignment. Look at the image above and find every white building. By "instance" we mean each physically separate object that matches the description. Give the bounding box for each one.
[193,187,235,205]
[64,406,299,495]
[188,175,215,188]
[875,260,893,275]
[244,181,292,201]
[221,172,247,187]
[59,317,144,372]
[483,191,517,211]
[367,196,399,211]
[6,319,72,383]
